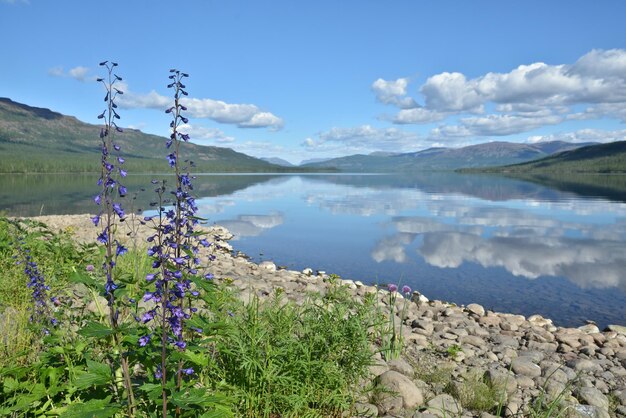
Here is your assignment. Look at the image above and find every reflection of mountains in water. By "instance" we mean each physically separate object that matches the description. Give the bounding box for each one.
[306,172,626,203]
[0,174,283,217]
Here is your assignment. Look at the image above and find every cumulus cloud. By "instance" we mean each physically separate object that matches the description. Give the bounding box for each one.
[302,124,424,154]
[51,64,283,130]
[375,49,626,141]
[527,128,626,144]
[372,77,417,109]
[432,113,563,138]
[393,107,447,124]
[48,65,94,82]
[178,124,235,143]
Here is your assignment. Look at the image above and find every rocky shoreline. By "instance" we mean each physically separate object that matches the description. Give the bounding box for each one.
[26,215,626,417]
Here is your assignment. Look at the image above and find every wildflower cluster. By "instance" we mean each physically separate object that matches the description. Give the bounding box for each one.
[93,60,128,305]
[16,244,57,332]
[382,283,412,359]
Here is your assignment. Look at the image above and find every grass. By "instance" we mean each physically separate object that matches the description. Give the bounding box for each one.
[0,217,381,417]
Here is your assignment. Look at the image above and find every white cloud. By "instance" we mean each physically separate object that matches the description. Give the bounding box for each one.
[118,93,284,129]
[421,72,484,112]
[68,66,90,82]
[53,64,284,130]
[375,49,626,141]
[178,124,235,143]
[47,66,64,77]
[526,128,626,144]
[118,90,169,109]
[48,65,95,82]
[371,77,417,109]
[432,113,563,138]
[393,107,447,124]
[302,124,424,154]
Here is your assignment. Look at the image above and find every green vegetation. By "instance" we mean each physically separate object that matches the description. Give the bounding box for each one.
[0,98,323,174]
[464,141,626,174]
[0,217,381,417]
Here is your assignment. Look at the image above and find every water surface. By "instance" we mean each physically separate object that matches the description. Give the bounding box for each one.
[2,172,625,328]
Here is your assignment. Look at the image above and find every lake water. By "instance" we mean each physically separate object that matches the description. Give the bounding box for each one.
[2,172,625,328]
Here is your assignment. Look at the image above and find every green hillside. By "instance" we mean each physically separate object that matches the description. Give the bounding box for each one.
[469,141,626,174]
[0,98,304,173]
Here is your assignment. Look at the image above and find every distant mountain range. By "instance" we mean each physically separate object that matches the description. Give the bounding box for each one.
[0,98,303,173]
[300,141,599,172]
[261,157,295,167]
[1,97,621,174]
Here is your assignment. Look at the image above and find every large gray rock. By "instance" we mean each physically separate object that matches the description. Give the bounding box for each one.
[576,387,609,410]
[388,357,414,377]
[566,358,603,373]
[426,394,463,417]
[511,357,541,378]
[375,370,424,414]
[605,324,626,335]
[466,303,485,317]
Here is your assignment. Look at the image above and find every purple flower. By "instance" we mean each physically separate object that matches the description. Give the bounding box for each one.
[155,366,162,379]
[118,185,127,197]
[117,156,125,164]
[146,273,156,281]
[138,334,151,347]
[182,367,194,375]
[94,195,102,205]
[86,264,95,272]
[112,203,125,218]
[142,311,155,323]
[97,230,108,244]
[119,169,127,177]
[116,243,128,256]
[402,285,412,295]
[175,341,186,350]
[388,284,398,293]
[166,153,176,167]
[91,214,100,226]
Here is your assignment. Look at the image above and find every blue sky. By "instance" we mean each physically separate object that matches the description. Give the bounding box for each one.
[2,0,626,164]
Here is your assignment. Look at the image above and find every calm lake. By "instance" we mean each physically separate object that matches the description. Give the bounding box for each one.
[2,172,625,328]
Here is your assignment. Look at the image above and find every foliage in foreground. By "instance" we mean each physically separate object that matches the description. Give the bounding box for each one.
[0,217,378,417]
